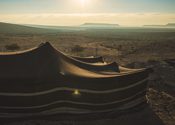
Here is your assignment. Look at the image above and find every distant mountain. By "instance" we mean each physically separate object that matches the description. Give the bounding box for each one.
[24,24,83,31]
[143,23,175,28]
[144,25,164,27]
[0,22,121,34]
[81,23,119,28]
[166,23,175,27]
[0,22,60,34]
[27,23,120,30]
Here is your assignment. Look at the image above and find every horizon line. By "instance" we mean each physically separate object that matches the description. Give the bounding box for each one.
[1,21,175,28]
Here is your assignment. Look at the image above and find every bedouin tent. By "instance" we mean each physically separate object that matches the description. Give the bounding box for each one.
[70,55,104,64]
[0,42,152,118]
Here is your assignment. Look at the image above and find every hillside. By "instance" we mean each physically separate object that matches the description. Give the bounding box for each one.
[143,23,175,28]
[166,23,175,27]
[0,22,60,34]
[24,24,84,31]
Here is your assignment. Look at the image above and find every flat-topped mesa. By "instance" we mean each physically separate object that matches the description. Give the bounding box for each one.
[81,23,119,28]
[166,23,175,27]
[143,23,175,27]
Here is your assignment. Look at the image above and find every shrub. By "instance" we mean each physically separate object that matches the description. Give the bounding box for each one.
[71,45,84,53]
[5,43,20,51]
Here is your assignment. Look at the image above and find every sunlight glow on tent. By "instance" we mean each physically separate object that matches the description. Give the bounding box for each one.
[73,89,81,95]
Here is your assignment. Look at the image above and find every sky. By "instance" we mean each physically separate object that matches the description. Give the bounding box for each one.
[0,0,175,26]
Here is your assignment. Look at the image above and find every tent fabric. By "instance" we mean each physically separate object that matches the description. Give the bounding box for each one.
[70,55,104,64]
[0,42,152,118]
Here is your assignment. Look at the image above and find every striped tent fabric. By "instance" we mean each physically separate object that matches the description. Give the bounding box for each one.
[0,42,152,119]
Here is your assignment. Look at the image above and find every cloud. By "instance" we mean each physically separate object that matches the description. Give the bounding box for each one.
[0,13,175,26]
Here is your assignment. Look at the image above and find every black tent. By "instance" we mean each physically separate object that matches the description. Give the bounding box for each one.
[0,42,152,118]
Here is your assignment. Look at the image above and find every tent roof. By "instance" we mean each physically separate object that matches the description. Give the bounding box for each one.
[0,42,150,80]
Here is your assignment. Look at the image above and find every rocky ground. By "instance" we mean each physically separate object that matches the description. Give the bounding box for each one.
[147,89,175,125]
[125,60,175,125]
[0,30,175,125]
